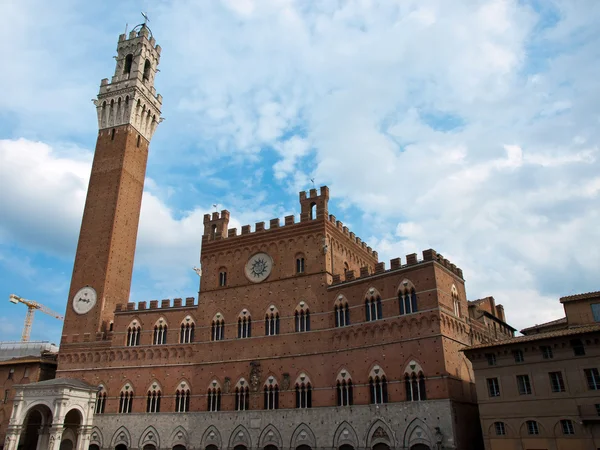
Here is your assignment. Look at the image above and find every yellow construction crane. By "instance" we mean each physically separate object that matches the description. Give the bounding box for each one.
[8,294,64,342]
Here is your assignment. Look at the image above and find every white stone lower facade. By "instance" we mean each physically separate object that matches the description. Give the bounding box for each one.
[88,401,464,450]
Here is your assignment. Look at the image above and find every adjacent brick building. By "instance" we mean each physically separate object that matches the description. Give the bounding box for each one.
[5,22,516,450]
[463,291,600,450]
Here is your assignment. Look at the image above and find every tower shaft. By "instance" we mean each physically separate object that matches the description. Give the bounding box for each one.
[61,25,162,342]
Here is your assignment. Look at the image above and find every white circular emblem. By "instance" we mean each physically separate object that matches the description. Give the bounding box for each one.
[244,252,273,283]
[72,286,97,315]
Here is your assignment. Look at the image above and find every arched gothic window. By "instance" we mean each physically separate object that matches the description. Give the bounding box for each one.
[295,303,310,332]
[452,285,460,317]
[238,310,252,338]
[119,384,133,414]
[369,366,388,404]
[123,54,133,75]
[263,377,279,410]
[404,361,426,401]
[336,370,353,406]
[235,379,250,411]
[334,295,350,327]
[180,316,195,344]
[296,255,305,274]
[365,290,382,321]
[295,374,312,408]
[126,321,141,346]
[175,382,190,413]
[146,383,161,413]
[219,268,227,287]
[153,319,167,345]
[143,59,151,81]
[399,281,418,315]
[95,385,107,414]
[310,202,317,219]
[207,380,221,412]
[211,313,225,341]
[265,306,280,336]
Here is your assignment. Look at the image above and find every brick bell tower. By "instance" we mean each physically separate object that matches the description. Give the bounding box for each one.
[61,23,162,343]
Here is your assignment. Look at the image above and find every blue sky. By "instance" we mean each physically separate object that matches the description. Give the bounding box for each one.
[1,0,599,343]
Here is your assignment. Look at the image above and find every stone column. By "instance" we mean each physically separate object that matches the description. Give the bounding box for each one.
[3,427,22,450]
[36,425,50,450]
[48,426,64,450]
[77,426,93,450]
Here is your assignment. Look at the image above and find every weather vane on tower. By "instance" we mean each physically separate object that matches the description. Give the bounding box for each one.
[141,11,150,26]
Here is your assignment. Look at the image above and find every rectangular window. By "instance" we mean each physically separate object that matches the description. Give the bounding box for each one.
[560,419,574,435]
[487,378,500,397]
[591,303,600,322]
[571,339,586,356]
[584,368,600,390]
[549,371,566,392]
[540,345,553,359]
[494,422,506,436]
[7,368,14,380]
[219,271,227,287]
[517,375,532,395]
[485,353,497,366]
[23,368,29,378]
[513,349,524,363]
[595,403,600,416]
[3,389,8,404]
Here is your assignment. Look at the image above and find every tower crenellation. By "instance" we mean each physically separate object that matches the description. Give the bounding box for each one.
[94,24,162,142]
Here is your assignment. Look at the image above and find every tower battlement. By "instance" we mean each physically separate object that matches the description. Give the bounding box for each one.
[330,248,464,285]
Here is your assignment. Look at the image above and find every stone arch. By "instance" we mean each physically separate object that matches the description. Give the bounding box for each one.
[139,425,160,449]
[169,425,189,448]
[111,426,132,448]
[364,286,382,299]
[89,427,103,448]
[201,425,222,448]
[487,421,514,437]
[259,424,283,448]
[333,421,359,448]
[290,423,317,449]
[229,424,252,449]
[365,419,395,448]
[403,418,433,448]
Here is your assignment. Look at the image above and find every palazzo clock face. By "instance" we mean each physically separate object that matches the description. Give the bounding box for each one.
[72,286,97,315]
[245,252,273,283]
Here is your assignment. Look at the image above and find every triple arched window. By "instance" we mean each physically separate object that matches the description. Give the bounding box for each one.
[180,317,195,343]
[153,319,167,345]
[94,386,107,414]
[238,310,252,338]
[264,377,279,410]
[334,295,350,327]
[146,383,161,413]
[265,306,280,336]
[399,281,418,315]
[175,382,190,412]
[369,366,388,404]
[207,380,221,412]
[235,379,250,411]
[119,384,133,414]
[211,314,225,341]
[404,361,427,401]
[365,291,382,321]
[336,370,353,406]
[295,374,312,408]
[126,322,141,346]
[295,303,310,332]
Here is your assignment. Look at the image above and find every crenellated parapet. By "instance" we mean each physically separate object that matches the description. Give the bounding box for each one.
[330,248,464,285]
[326,214,378,259]
[114,297,196,313]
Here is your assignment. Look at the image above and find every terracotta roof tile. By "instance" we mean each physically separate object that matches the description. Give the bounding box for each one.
[520,317,567,334]
[560,290,600,303]
[462,324,600,352]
